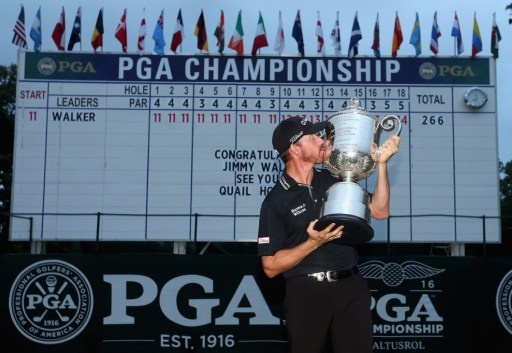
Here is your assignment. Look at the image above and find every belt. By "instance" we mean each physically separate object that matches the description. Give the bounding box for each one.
[307,266,359,282]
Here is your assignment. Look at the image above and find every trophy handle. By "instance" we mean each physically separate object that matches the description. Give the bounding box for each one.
[380,115,402,137]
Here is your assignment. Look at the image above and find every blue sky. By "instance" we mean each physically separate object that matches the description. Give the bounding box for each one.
[2,0,511,163]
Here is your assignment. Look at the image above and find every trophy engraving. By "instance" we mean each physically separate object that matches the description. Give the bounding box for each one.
[315,98,402,244]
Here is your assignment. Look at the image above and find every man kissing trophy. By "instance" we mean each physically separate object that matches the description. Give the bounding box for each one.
[315,97,402,244]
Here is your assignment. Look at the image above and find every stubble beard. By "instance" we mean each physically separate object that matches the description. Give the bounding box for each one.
[310,144,330,165]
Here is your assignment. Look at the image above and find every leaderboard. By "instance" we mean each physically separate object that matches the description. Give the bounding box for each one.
[11,52,500,243]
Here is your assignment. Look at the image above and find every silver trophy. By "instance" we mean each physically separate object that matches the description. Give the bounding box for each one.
[315,98,402,244]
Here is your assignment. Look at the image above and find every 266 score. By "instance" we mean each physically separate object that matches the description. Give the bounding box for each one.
[161,334,235,349]
[422,115,444,125]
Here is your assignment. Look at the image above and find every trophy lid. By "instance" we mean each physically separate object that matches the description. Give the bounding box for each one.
[330,97,375,119]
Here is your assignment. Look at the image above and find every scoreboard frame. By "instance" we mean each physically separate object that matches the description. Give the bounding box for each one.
[10,51,501,243]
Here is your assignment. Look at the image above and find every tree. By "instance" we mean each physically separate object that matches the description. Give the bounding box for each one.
[498,160,512,255]
[500,160,512,224]
[0,64,16,252]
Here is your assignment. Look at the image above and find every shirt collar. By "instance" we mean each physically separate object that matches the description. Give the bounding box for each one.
[279,172,296,190]
[279,168,321,190]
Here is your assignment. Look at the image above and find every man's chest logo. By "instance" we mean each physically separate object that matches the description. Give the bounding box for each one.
[291,203,307,216]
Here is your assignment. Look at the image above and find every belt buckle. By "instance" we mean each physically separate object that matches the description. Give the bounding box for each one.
[326,271,337,282]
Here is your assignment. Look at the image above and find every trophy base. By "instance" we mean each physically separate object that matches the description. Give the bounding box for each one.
[314,214,374,245]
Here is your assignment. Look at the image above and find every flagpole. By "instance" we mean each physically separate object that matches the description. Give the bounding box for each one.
[79,7,82,52]
[200,9,203,54]
[78,23,82,51]
[39,6,42,52]
[142,7,146,55]
[23,4,27,51]
[101,8,104,53]
[279,11,282,57]
[453,12,456,56]
[163,9,165,54]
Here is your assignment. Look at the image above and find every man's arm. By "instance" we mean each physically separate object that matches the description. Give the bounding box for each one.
[261,221,343,278]
[369,135,400,219]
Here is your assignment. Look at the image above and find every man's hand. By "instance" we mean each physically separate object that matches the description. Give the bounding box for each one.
[306,220,344,248]
[373,134,400,163]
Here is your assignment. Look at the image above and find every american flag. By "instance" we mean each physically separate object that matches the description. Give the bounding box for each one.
[12,5,28,48]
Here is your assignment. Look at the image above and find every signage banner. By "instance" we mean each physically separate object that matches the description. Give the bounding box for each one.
[24,52,491,85]
[1,254,511,353]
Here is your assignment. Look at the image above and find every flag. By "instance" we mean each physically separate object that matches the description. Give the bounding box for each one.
[274,11,285,54]
[331,11,341,56]
[67,7,81,51]
[214,10,225,54]
[228,10,244,55]
[472,13,482,58]
[115,9,127,53]
[348,12,362,58]
[52,6,65,51]
[491,13,502,58]
[194,10,208,52]
[137,15,146,54]
[12,5,27,49]
[391,12,403,58]
[316,11,325,56]
[152,10,165,56]
[371,13,380,57]
[252,11,268,56]
[170,9,185,53]
[91,8,104,52]
[292,10,304,56]
[451,12,464,55]
[409,12,421,56]
[30,6,42,51]
[430,11,441,55]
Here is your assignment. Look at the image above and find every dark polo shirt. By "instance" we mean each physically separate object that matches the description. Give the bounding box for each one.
[258,168,358,279]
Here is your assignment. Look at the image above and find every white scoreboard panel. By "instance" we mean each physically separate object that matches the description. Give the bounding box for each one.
[11,52,500,243]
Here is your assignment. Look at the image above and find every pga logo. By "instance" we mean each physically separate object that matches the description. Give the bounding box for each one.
[103,274,280,327]
[9,260,94,344]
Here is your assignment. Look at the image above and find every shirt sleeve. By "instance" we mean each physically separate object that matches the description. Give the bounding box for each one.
[257,198,286,256]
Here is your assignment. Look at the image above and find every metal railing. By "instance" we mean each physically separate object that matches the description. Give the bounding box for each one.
[3,211,507,244]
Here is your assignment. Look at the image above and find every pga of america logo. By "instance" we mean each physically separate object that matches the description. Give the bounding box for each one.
[9,259,94,344]
[496,269,512,335]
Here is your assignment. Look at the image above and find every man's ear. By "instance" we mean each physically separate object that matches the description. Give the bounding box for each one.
[289,143,300,156]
